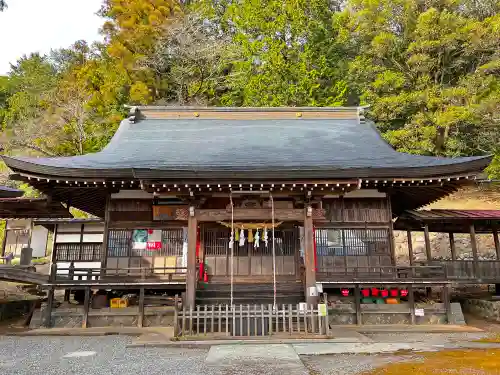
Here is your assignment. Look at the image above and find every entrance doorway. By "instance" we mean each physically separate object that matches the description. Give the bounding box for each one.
[202,226,299,278]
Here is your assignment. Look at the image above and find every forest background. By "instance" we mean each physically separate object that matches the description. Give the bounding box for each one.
[1,0,499,197]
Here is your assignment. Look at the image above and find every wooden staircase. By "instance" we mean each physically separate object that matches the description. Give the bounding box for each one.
[196,281,305,306]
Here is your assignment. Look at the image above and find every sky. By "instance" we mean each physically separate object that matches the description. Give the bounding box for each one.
[0,0,104,74]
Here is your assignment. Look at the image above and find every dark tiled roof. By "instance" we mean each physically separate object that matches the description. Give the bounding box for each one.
[2,107,492,180]
[0,186,23,198]
[402,209,500,221]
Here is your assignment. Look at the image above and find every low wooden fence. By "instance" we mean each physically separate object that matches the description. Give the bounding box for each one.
[175,303,330,337]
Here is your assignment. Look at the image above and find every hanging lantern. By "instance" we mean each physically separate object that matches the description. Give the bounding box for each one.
[381,289,389,298]
[371,288,380,297]
[341,288,350,297]
[390,288,399,297]
[400,289,409,297]
[361,289,370,297]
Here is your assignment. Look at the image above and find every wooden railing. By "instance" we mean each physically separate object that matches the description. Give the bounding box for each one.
[176,303,329,337]
[316,265,447,282]
[426,260,500,281]
[50,263,189,283]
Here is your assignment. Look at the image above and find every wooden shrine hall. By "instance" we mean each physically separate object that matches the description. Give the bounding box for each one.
[1,106,494,311]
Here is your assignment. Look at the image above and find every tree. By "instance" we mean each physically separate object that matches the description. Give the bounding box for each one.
[197,0,349,106]
[337,0,500,176]
[0,1,6,11]
[143,12,240,105]
[99,0,183,103]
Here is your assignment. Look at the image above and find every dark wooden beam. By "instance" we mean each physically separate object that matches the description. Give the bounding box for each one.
[424,224,432,261]
[406,230,414,266]
[196,208,304,222]
[493,228,500,261]
[469,224,479,277]
[449,232,456,261]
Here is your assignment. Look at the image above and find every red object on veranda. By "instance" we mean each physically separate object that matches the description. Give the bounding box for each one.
[199,262,204,281]
[390,288,399,297]
[371,288,380,297]
[341,289,349,297]
[381,289,389,298]
[203,271,208,282]
[400,289,409,297]
[361,289,370,297]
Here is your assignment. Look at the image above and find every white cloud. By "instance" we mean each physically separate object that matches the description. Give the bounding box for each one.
[0,0,104,74]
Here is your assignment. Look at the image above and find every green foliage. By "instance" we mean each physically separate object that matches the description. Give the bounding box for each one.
[1,0,499,188]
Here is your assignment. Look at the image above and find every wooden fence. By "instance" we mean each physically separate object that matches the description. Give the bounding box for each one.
[175,303,330,337]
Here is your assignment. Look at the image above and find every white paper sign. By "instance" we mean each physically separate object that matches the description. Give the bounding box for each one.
[316,283,323,293]
[309,286,318,297]
[415,308,425,317]
[299,302,307,313]
[318,304,327,317]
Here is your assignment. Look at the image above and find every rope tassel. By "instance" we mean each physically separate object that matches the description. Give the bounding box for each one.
[239,229,245,246]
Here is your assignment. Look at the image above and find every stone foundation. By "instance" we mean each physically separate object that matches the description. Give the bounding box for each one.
[329,302,465,325]
[462,298,500,322]
[30,305,176,329]
[0,300,37,322]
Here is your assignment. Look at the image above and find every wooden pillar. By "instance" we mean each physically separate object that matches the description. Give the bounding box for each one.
[43,287,55,328]
[449,232,456,261]
[354,284,362,325]
[469,224,479,278]
[100,195,111,278]
[406,230,414,266]
[423,224,432,262]
[186,207,198,309]
[493,228,500,261]
[443,285,452,324]
[138,287,145,328]
[408,285,416,325]
[1,221,7,257]
[82,287,91,328]
[304,206,318,306]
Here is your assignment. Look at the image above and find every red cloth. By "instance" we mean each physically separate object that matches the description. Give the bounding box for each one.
[313,226,318,272]
[390,288,399,297]
[381,289,389,298]
[371,288,380,297]
[361,289,370,297]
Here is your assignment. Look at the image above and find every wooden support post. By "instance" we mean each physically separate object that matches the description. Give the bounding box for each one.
[443,285,452,324]
[406,230,414,266]
[408,285,416,325]
[186,207,198,309]
[138,287,145,328]
[449,233,456,261]
[423,224,432,262]
[493,228,500,261]
[469,224,479,278]
[354,284,362,325]
[82,287,91,328]
[43,287,55,328]
[100,195,111,278]
[304,207,318,306]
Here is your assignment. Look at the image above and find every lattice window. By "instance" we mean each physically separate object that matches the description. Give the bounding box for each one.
[107,229,132,257]
[55,243,102,261]
[315,228,390,256]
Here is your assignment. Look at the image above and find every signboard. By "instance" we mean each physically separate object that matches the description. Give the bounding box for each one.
[308,286,318,297]
[132,229,163,251]
[318,304,327,317]
[153,205,189,221]
[415,308,425,317]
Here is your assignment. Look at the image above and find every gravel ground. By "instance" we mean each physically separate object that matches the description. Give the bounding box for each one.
[363,332,487,344]
[301,354,413,375]
[0,336,210,375]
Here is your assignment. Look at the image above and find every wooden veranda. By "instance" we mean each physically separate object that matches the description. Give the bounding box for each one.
[395,209,500,282]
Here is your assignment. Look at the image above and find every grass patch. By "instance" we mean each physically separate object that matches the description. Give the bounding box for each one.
[362,349,500,375]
